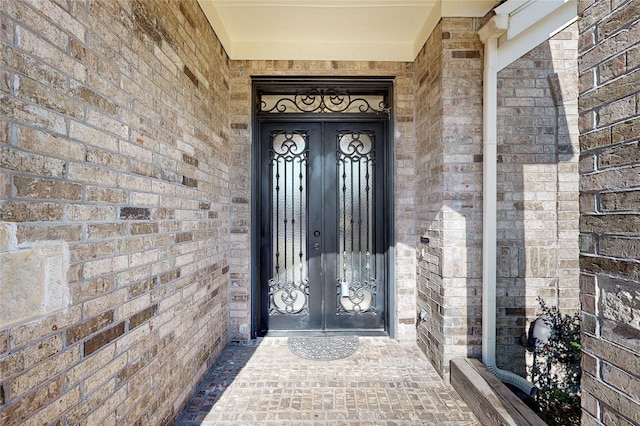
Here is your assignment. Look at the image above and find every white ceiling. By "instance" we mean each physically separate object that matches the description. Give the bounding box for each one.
[197,0,500,62]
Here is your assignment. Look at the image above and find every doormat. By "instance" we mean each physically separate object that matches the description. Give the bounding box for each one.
[287,336,359,361]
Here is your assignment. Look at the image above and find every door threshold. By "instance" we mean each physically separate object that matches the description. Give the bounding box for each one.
[263,330,388,338]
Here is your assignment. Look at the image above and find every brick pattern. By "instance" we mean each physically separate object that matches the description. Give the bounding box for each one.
[1,1,229,424]
[578,0,640,423]
[496,24,580,374]
[438,18,485,376]
[415,18,485,378]
[227,61,417,342]
[415,18,580,380]
[0,0,603,422]
[176,338,479,425]
[415,19,446,375]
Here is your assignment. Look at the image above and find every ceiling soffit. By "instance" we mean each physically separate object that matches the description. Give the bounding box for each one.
[197,0,499,62]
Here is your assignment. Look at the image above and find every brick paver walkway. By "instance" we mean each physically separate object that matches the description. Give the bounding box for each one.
[175,337,480,425]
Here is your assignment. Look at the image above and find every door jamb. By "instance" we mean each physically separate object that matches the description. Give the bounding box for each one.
[250,77,396,339]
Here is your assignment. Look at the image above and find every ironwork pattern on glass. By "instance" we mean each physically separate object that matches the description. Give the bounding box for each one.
[260,90,389,114]
[268,131,310,316]
[336,130,377,314]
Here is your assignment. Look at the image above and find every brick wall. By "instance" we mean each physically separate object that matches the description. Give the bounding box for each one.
[415,19,446,373]
[496,23,580,374]
[415,18,580,380]
[578,0,640,423]
[0,1,230,424]
[415,18,485,377]
[439,18,485,375]
[227,60,417,342]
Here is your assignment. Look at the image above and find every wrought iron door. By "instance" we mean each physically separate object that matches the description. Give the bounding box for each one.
[259,121,386,332]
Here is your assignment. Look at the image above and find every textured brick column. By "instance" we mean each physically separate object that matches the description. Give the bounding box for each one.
[578,0,640,423]
[415,18,485,378]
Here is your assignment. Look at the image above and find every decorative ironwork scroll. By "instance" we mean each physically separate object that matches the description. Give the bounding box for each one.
[268,131,309,315]
[260,90,389,114]
[336,130,377,314]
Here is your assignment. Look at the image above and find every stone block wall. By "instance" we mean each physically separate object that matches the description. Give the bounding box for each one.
[0,1,230,424]
[415,18,485,378]
[578,0,640,423]
[227,60,417,342]
[496,23,580,374]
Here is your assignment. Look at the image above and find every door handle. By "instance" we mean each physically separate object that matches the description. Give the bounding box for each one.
[312,243,320,250]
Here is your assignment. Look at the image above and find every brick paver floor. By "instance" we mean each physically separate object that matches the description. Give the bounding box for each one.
[175,337,480,425]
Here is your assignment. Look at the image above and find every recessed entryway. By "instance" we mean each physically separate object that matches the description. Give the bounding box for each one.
[252,78,394,336]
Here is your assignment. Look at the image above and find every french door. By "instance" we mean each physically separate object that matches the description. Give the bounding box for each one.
[258,119,387,333]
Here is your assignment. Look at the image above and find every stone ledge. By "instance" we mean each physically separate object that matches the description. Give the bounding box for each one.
[451,358,546,426]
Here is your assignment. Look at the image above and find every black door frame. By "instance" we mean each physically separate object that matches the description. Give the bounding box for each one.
[250,77,396,338]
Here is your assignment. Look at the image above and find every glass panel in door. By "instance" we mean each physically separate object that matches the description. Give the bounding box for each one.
[324,122,385,331]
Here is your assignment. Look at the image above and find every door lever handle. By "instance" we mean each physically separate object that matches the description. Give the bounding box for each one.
[312,243,320,250]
